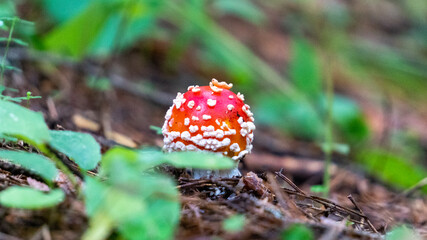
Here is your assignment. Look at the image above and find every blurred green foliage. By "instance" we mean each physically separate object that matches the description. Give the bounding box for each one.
[290,38,322,100]
[281,224,314,240]
[1,0,424,194]
[386,225,422,240]
[357,149,427,193]
[85,76,112,91]
[49,130,102,170]
[0,100,50,147]
[43,0,162,58]
[222,214,246,233]
[0,100,235,239]
[84,148,181,240]
[0,150,58,183]
[0,0,427,237]
[255,39,369,143]
[0,187,64,209]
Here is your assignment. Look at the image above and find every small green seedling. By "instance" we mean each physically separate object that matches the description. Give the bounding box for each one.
[223,214,246,233]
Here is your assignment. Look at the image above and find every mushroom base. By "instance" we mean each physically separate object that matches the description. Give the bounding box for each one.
[192,166,241,179]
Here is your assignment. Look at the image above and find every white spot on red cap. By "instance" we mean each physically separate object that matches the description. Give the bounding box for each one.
[224,129,237,135]
[202,114,212,120]
[164,106,173,120]
[190,86,200,92]
[207,99,216,107]
[209,84,223,93]
[237,92,244,101]
[211,78,233,89]
[242,105,254,118]
[189,125,199,133]
[230,143,240,152]
[227,104,234,111]
[173,92,186,109]
[187,100,195,109]
[181,131,191,140]
[175,141,186,150]
[238,117,244,124]
[186,144,197,151]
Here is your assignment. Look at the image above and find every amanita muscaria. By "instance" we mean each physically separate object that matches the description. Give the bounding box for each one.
[162,78,255,178]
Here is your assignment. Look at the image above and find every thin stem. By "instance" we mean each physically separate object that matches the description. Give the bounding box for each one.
[39,145,79,194]
[0,17,17,93]
[323,56,334,198]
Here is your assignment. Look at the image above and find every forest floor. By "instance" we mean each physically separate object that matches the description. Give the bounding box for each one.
[1,3,427,239]
[0,58,426,239]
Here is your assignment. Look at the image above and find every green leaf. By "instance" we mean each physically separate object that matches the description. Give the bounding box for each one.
[2,65,22,72]
[0,37,28,46]
[49,130,101,170]
[85,76,112,91]
[281,224,314,240]
[255,94,323,140]
[42,0,161,58]
[163,151,235,170]
[0,187,64,209]
[320,142,350,155]
[82,211,115,240]
[0,1,16,17]
[0,150,58,182]
[149,125,162,135]
[290,38,322,99]
[310,185,326,193]
[328,95,369,143]
[116,175,180,240]
[89,3,158,57]
[84,173,180,240]
[386,225,422,240]
[102,147,235,175]
[223,214,246,233]
[0,17,35,26]
[357,149,427,193]
[41,0,91,23]
[43,1,113,58]
[88,146,183,239]
[101,147,147,177]
[0,133,17,142]
[0,100,50,146]
[213,0,265,25]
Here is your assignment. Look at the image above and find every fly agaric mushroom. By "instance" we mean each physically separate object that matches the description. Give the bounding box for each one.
[162,78,255,178]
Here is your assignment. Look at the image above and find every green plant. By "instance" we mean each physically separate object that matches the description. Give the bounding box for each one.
[281,224,314,240]
[357,149,427,193]
[255,38,367,196]
[254,38,369,143]
[386,225,422,240]
[0,15,39,102]
[222,214,246,233]
[0,187,64,209]
[0,99,235,239]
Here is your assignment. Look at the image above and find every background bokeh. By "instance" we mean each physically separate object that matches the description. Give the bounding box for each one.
[1,0,427,192]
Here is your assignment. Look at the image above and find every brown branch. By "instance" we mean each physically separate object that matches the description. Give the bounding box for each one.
[274,171,380,234]
[275,169,307,196]
[348,194,378,234]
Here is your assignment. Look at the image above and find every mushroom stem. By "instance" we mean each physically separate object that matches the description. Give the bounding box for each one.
[192,166,241,179]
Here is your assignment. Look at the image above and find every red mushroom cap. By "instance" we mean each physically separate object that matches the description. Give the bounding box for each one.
[162,78,255,161]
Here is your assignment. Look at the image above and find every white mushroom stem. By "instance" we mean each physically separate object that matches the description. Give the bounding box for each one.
[192,164,241,179]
